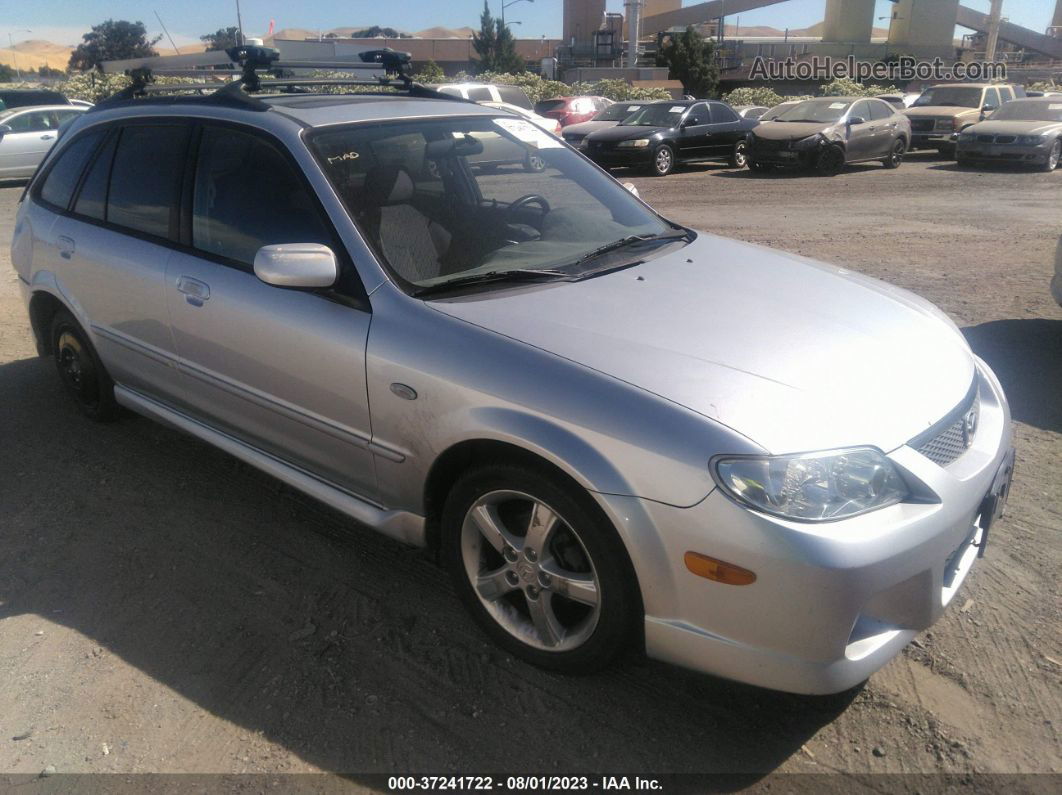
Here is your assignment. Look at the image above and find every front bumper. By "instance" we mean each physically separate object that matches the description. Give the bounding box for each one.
[957,140,1054,164]
[597,359,1013,694]
[585,144,654,167]
[747,144,816,168]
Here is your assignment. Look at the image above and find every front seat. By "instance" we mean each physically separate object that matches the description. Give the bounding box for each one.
[361,166,451,283]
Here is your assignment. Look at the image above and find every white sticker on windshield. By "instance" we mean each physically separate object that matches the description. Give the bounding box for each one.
[669,105,684,112]
[627,105,641,111]
[829,102,847,109]
[1049,104,1062,110]
[494,117,562,148]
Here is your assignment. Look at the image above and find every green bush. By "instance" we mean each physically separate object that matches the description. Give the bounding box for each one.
[1027,80,1059,93]
[453,71,671,104]
[819,77,900,98]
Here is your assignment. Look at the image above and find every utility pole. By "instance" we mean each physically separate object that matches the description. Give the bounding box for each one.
[984,0,1003,61]
[235,0,245,46]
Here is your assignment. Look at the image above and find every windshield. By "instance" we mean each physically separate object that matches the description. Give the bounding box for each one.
[594,102,642,121]
[990,100,1062,122]
[310,116,675,294]
[774,99,852,123]
[913,87,982,108]
[622,103,687,127]
[761,103,795,121]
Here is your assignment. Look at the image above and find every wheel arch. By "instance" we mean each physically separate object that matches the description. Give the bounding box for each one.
[28,287,71,357]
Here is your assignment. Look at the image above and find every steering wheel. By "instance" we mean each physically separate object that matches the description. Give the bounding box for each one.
[506,194,551,222]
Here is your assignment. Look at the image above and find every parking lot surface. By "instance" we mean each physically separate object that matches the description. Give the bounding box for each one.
[0,153,1059,782]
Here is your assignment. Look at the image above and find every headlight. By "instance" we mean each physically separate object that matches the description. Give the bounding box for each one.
[617,138,651,148]
[1016,134,1046,145]
[792,134,822,151]
[712,447,908,522]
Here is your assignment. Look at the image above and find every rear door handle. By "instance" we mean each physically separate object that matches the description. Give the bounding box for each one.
[177,276,211,306]
[57,235,75,259]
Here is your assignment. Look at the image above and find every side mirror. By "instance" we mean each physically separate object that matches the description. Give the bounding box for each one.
[254,243,337,289]
[982,104,997,113]
[622,182,640,198]
[0,124,11,142]
[848,116,866,125]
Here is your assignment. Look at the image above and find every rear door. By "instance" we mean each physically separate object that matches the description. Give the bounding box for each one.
[0,110,61,177]
[52,121,190,401]
[165,123,378,499]
[704,102,745,157]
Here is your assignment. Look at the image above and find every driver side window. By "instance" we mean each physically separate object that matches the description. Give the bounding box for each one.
[685,103,709,126]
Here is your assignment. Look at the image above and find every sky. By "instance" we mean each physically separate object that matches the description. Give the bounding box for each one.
[0,0,1056,47]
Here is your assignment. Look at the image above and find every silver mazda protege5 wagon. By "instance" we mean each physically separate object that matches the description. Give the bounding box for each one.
[10,74,1014,695]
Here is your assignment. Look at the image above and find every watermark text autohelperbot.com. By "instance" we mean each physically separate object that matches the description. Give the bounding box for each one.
[749,55,1007,83]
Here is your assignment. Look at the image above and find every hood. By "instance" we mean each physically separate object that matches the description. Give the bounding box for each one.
[751,120,831,140]
[589,124,671,142]
[562,120,619,138]
[905,106,977,118]
[966,119,1062,136]
[430,235,974,455]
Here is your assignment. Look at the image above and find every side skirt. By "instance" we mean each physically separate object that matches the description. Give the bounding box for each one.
[114,385,426,548]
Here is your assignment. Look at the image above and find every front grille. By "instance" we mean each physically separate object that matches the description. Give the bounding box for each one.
[752,138,789,151]
[911,119,934,132]
[914,388,980,467]
[977,134,994,143]
[995,135,1016,144]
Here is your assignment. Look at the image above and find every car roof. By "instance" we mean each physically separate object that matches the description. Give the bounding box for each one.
[80,91,503,131]
[924,83,1009,89]
[0,104,83,114]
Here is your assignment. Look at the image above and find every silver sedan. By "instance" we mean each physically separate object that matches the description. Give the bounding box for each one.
[0,105,85,180]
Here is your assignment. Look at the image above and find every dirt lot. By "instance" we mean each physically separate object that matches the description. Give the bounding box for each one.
[0,153,1059,790]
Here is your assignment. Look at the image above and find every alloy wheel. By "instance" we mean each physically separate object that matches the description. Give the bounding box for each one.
[890,139,905,167]
[654,146,673,176]
[1048,140,1060,171]
[460,490,600,652]
[731,141,748,168]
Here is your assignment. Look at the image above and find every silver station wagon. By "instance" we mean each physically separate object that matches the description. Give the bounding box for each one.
[10,60,1014,694]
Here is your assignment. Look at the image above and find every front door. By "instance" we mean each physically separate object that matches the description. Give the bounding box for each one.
[165,124,378,500]
[677,103,713,159]
[844,100,877,161]
[0,109,61,178]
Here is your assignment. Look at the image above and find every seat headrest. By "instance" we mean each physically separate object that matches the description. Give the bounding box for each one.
[364,166,414,206]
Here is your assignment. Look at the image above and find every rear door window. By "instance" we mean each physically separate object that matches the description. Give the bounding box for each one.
[74,132,117,221]
[192,126,333,266]
[709,103,739,123]
[38,129,104,210]
[106,125,188,240]
[868,100,892,120]
[6,111,56,133]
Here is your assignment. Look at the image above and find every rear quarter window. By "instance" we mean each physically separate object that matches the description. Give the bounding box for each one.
[38,130,105,210]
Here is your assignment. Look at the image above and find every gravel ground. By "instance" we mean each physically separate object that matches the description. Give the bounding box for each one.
[0,152,1059,789]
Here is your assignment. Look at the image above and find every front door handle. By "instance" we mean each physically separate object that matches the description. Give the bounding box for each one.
[177,276,211,306]
[41,134,56,141]
[57,235,75,259]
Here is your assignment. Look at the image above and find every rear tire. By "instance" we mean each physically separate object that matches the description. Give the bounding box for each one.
[441,462,639,673]
[882,138,906,169]
[937,143,956,159]
[50,309,120,422]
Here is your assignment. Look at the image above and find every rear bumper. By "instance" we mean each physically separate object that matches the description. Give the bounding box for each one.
[601,359,1013,694]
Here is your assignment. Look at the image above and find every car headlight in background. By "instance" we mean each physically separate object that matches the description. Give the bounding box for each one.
[1016,135,1046,145]
[792,134,823,151]
[617,139,651,148]
[712,448,908,522]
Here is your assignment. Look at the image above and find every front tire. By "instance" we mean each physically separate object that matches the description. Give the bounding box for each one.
[648,144,675,177]
[1041,139,1061,172]
[882,138,906,169]
[815,145,845,176]
[729,140,748,168]
[747,159,771,173]
[50,309,120,421]
[441,463,639,673]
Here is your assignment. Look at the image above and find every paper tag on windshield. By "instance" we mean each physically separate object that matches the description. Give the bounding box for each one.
[494,117,562,148]
[627,105,641,111]
[669,105,684,112]
[829,102,846,109]
[1049,104,1062,110]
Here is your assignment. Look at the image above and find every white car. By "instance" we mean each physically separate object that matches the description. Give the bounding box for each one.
[465,102,562,173]
[0,105,86,180]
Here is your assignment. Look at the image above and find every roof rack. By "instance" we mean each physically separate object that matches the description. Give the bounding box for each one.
[91,45,470,113]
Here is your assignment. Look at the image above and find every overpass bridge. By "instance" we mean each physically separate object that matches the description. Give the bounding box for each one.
[638,0,1062,61]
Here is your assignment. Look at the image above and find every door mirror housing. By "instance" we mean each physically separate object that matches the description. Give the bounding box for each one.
[253,243,338,289]
[847,116,866,126]
[0,124,11,142]
[982,104,997,113]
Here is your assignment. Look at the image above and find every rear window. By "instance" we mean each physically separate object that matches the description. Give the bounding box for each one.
[38,130,104,210]
[106,125,188,239]
[498,85,532,110]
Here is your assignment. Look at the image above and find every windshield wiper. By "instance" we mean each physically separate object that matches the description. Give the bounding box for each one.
[412,268,568,297]
[568,230,692,277]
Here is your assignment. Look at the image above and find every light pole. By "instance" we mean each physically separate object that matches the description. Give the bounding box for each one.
[501,0,533,27]
[7,29,32,80]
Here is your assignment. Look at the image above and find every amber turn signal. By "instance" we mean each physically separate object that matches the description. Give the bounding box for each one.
[684,551,757,585]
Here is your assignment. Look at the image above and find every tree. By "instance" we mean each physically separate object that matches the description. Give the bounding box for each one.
[471,1,524,75]
[412,60,445,83]
[68,19,161,71]
[38,65,67,78]
[350,26,411,39]
[0,64,15,82]
[656,26,719,98]
[201,27,241,52]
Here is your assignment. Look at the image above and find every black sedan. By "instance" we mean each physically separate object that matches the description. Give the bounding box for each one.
[583,100,758,176]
